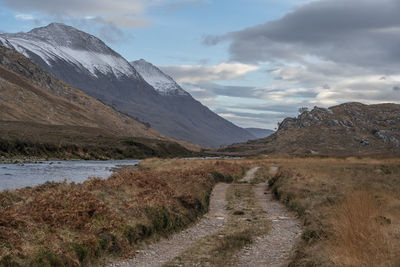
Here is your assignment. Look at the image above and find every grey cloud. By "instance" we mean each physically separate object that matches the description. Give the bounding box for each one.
[394,86,400,91]
[207,0,400,71]
[212,108,291,129]
[84,17,134,43]
[160,63,258,83]
[229,103,306,115]
[1,0,206,29]
[203,34,228,45]
[183,82,258,98]
[0,0,144,17]
[179,81,308,128]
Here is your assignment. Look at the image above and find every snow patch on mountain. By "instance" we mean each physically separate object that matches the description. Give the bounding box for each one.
[0,23,139,79]
[131,59,189,96]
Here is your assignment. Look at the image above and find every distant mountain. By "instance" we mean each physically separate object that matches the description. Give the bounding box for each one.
[0,46,197,158]
[131,59,256,146]
[0,23,255,148]
[245,128,275,139]
[220,103,400,157]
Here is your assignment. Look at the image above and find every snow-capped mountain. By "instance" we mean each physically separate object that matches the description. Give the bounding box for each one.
[0,23,255,147]
[0,23,140,79]
[131,59,189,96]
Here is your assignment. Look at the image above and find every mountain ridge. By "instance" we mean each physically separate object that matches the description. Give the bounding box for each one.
[131,59,189,96]
[0,23,255,148]
[0,46,201,157]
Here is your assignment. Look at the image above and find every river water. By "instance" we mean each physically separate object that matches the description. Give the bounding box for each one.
[0,160,140,191]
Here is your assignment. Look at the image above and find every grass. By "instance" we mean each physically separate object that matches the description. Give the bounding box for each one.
[261,157,400,266]
[0,158,247,266]
[329,191,395,266]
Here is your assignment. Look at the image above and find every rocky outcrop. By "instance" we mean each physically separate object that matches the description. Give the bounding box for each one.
[219,102,400,157]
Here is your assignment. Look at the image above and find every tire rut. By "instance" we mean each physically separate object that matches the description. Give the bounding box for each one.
[234,167,302,267]
[109,183,230,267]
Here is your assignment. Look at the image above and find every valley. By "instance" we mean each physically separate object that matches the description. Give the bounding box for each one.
[0,18,399,267]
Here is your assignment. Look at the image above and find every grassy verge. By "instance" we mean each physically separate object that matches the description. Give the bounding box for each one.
[264,158,400,266]
[0,159,247,266]
[167,182,270,266]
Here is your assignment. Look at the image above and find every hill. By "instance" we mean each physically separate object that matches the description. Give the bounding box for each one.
[220,102,400,157]
[0,46,196,160]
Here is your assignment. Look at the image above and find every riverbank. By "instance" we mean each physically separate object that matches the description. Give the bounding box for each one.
[0,158,248,266]
[0,160,141,191]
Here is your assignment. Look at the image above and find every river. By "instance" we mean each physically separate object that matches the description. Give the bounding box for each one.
[0,159,140,191]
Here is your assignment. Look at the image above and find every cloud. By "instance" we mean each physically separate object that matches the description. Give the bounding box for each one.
[1,0,147,29]
[160,63,259,83]
[15,13,35,20]
[183,82,257,98]
[1,0,205,29]
[214,107,294,129]
[200,0,400,128]
[75,17,136,43]
[206,0,400,71]
[313,75,400,106]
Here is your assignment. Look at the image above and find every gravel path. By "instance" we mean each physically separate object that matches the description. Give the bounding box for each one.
[240,166,260,182]
[234,166,302,267]
[109,183,230,267]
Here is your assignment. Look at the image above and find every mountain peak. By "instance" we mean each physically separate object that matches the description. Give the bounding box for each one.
[0,23,139,78]
[131,59,190,96]
[25,23,111,53]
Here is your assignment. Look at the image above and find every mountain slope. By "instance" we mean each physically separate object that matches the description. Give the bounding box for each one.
[132,59,189,96]
[220,103,400,157]
[0,46,162,138]
[0,23,254,148]
[131,59,256,146]
[245,128,275,139]
[0,46,197,158]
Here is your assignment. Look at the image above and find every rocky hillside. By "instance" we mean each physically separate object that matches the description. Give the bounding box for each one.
[220,102,400,157]
[0,23,254,148]
[0,46,197,159]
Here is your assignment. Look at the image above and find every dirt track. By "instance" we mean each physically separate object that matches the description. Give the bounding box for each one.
[111,167,302,267]
[234,167,302,266]
[110,183,230,267]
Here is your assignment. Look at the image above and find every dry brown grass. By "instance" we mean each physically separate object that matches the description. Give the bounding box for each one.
[0,159,248,266]
[262,157,400,266]
[329,191,395,267]
[2,157,398,266]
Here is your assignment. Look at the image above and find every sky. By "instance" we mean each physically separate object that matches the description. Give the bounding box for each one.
[1,0,400,129]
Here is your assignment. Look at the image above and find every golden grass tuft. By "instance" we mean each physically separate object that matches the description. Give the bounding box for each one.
[259,157,400,266]
[329,190,396,267]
